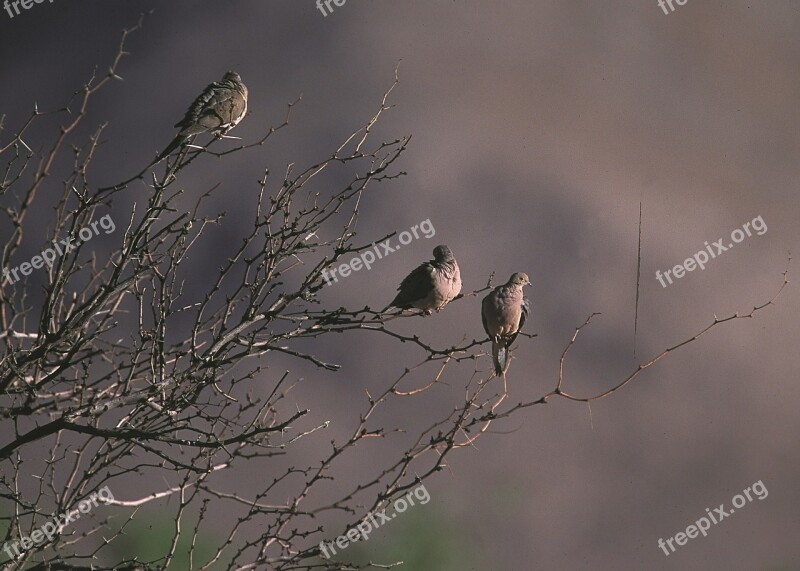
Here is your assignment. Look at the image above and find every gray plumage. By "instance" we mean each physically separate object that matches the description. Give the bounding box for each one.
[97,71,249,193]
[154,71,249,163]
[389,245,462,314]
[481,272,531,375]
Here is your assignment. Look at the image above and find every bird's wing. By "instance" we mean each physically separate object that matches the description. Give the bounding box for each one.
[175,80,241,132]
[391,263,434,307]
[507,296,530,347]
[481,294,493,339]
[519,297,530,331]
[174,82,220,129]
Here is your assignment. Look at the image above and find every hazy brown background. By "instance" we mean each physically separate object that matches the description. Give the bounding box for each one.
[2,1,799,569]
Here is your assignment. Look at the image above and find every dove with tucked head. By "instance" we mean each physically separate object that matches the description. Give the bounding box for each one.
[154,71,249,163]
[388,245,462,315]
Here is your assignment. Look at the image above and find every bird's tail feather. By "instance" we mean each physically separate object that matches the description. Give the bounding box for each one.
[492,342,508,376]
[97,135,185,193]
[154,134,187,164]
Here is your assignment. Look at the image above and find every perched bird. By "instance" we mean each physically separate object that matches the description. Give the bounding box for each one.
[481,272,531,376]
[153,71,249,163]
[97,71,249,194]
[388,245,462,314]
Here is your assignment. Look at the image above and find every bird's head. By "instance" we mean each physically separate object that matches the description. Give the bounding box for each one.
[432,245,455,262]
[507,272,532,287]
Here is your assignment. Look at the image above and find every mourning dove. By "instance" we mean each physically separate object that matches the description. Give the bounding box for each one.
[388,245,462,314]
[97,71,249,193]
[154,71,249,163]
[481,272,531,375]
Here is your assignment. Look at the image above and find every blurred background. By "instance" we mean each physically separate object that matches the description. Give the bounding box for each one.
[1,1,799,569]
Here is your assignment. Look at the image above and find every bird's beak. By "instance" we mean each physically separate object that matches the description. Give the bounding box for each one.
[525,281,532,287]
